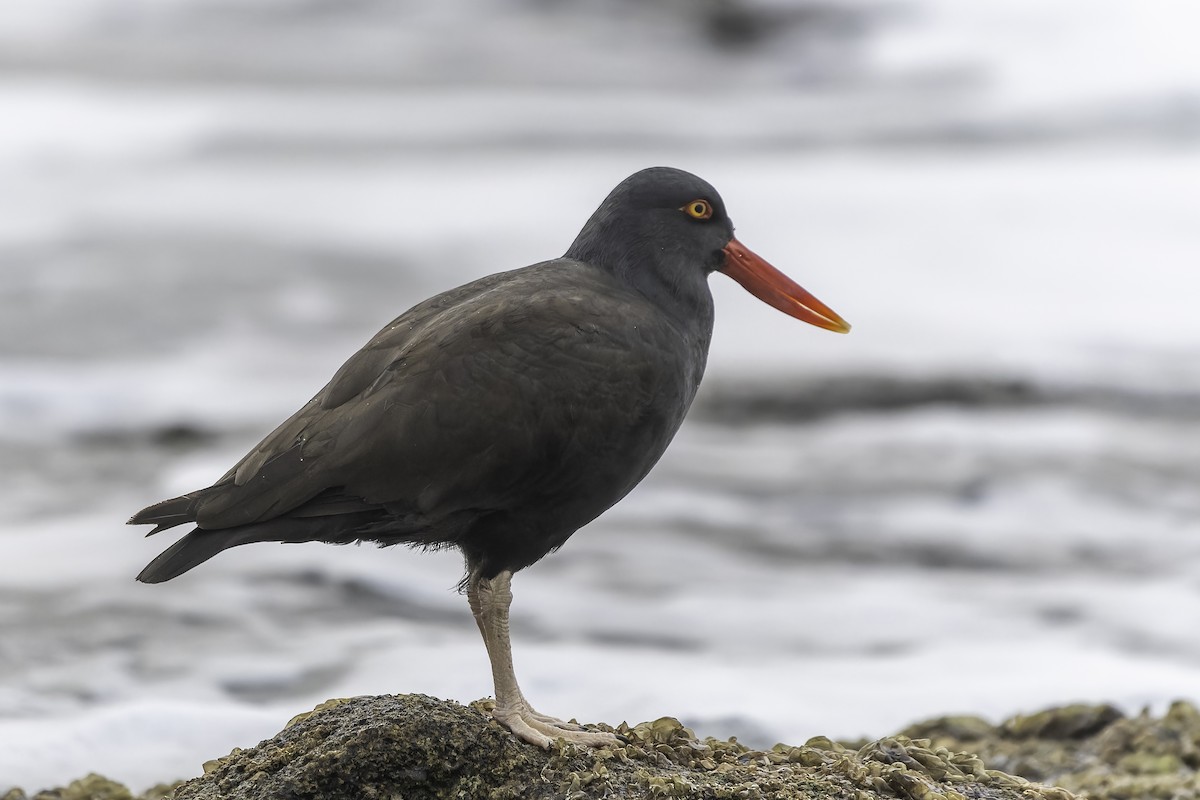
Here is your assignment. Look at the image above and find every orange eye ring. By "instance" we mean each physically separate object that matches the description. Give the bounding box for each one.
[682,199,713,220]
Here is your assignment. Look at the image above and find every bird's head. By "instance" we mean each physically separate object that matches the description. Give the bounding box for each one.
[567,167,850,334]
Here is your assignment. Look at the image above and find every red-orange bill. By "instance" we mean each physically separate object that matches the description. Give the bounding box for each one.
[719,238,851,334]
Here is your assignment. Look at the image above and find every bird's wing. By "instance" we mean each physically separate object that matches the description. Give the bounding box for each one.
[190,262,690,531]
[214,268,525,486]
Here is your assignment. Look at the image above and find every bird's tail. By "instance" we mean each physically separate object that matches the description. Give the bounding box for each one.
[131,486,245,581]
[128,488,218,535]
[133,510,386,583]
[135,527,262,583]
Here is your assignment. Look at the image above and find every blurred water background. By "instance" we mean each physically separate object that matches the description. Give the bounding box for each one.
[2,0,1200,791]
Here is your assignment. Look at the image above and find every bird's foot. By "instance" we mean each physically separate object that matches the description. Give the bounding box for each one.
[491,702,621,749]
[524,708,587,731]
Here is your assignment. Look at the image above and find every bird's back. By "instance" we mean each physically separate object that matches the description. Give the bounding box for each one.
[133,258,713,581]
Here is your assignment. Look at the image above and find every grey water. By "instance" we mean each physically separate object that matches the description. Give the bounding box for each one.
[2,0,1200,791]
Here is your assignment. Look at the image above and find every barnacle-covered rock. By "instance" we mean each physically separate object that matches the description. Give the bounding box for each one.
[166,694,1063,799]
[902,700,1200,799]
[0,775,176,800]
[20,698,1200,799]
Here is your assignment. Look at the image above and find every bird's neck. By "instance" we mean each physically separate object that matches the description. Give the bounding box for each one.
[566,240,715,337]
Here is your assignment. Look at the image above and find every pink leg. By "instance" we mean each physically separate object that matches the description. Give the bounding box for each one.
[468,571,620,749]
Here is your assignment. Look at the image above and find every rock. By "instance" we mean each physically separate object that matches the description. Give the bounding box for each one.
[0,774,174,800]
[1001,703,1125,740]
[900,716,997,744]
[25,698,1200,799]
[168,694,1057,800]
[902,700,1200,798]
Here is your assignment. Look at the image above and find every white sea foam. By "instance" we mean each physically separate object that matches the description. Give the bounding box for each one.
[2,0,1200,793]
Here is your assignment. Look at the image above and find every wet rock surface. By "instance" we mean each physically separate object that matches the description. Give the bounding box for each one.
[168,694,1058,800]
[13,698,1200,799]
[0,774,177,800]
[4,695,1067,800]
[900,701,1200,799]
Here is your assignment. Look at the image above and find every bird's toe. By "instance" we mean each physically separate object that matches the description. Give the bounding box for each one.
[527,710,585,731]
[491,705,620,749]
[493,706,554,749]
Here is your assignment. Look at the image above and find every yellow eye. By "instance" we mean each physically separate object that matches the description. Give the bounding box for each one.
[682,199,713,220]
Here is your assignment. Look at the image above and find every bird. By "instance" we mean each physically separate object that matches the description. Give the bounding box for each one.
[129,166,850,749]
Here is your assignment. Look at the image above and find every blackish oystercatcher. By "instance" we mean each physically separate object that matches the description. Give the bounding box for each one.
[130,167,850,748]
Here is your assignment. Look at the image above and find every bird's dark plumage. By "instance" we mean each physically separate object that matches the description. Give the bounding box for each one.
[131,166,851,749]
[132,167,740,585]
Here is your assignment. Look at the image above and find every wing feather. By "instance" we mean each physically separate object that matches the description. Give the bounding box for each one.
[154,260,696,540]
